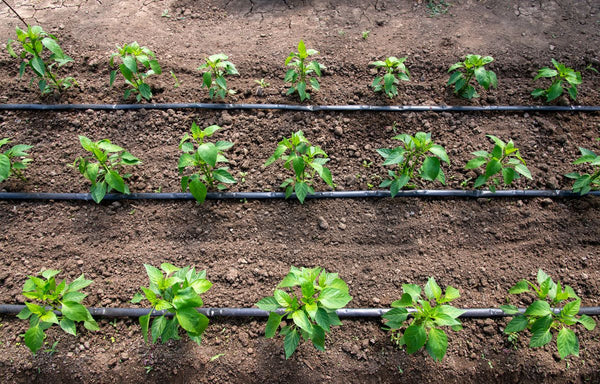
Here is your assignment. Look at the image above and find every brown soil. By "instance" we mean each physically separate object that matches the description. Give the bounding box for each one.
[1,0,600,383]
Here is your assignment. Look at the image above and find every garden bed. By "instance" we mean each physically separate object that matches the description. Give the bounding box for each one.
[1,0,600,383]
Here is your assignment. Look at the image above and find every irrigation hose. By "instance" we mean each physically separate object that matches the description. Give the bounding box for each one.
[0,190,598,201]
[1,305,600,319]
[1,103,600,112]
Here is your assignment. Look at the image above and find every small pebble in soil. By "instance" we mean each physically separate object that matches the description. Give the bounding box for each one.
[318,216,329,230]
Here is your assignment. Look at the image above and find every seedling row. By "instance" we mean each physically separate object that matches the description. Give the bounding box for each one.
[6,26,590,104]
[2,123,600,203]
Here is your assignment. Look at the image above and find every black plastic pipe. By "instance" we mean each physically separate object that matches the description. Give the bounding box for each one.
[1,304,599,319]
[0,190,598,201]
[1,103,600,112]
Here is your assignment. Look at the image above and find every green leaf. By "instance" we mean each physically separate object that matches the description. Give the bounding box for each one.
[547,81,563,102]
[561,299,581,318]
[429,145,450,164]
[424,277,442,301]
[474,67,490,89]
[59,318,76,336]
[256,296,280,312]
[504,315,528,333]
[484,159,502,177]
[509,280,530,294]
[426,328,448,362]
[90,182,107,203]
[404,324,427,354]
[500,304,519,315]
[295,182,310,204]
[105,171,126,193]
[311,326,326,351]
[557,327,579,359]
[297,81,307,101]
[173,287,204,309]
[61,301,90,322]
[502,167,516,185]
[138,83,152,100]
[284,328,300,359]
[382,307,409,329]
[402,284,422,301]
[151,315,167,344]
[0,154,10,182]
[176,307,209,335]
[315,308,332,332]
[144,264,164,287]
[139,313,150,343]
[514,163,532,179]
[24,325,45,354]
[524,300,551,317]
[265,312,282,338]
[578,315,596,331]
[447,71,462,85]
[197,143,218,167]
[31,56,46,77]
[189,179,208,204]
[319,288,352,309]
[292,310,313,335]
[421,157,441,181]
[530,315,553,347]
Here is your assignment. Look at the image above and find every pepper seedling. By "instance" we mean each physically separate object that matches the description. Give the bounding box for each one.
[18,270,98,354]
[370,56,410,99]
[383,277,464,362]
[465,135,532,192]
[0,138,33,183]
[565,141,600,195]
[6,25,77,94]
[131,264,212,345]
[284,40,324,101]
[501,270,596,360]
[197,53,238,99]
[532,59,582,102]
[72,136,141,203]
[264,130,334,203]
[256,266,352,359]
[178,123,236,203]
[377,132,449,196]
[448,54,497,99]
[109,42,162,101]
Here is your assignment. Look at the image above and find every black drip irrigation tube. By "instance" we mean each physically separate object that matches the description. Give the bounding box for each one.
[1,304,600,319]
[1,103,600,112]
[0,190,599,201]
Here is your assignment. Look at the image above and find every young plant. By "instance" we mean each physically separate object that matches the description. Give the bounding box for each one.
[73,136,141,203]
[284,40,324,101]
[131,264,212,345]
[532,59,582,102]
[370,57,410,99]
[382,278,464,362]
[109,42,162,101]
[197,53,238,99]
[17,270,98,354]
[448,54,497,99]
[264,130,334,204]
[0,138,33,182]
[565,142,600,195]
[178,123,236,203]
[501,270,596,359]
[464,135,532,192]
[256,266,352,359]
[377,132,449,197]
[6,25,76,94]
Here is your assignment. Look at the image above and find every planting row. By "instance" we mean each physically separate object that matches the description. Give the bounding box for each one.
[7,25,587,103]
[17,265,597,362]
[2,123,600,202]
